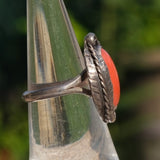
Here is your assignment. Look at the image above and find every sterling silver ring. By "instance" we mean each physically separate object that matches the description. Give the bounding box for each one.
[23,33,120,123]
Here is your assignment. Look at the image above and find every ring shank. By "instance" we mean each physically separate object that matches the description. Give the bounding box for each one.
[22,69,90,102]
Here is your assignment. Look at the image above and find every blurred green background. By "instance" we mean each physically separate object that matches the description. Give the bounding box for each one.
[0,0,160,159]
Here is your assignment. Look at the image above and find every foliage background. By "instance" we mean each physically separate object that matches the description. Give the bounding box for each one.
[0,0,160,159]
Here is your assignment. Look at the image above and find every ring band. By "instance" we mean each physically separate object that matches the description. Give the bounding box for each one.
[23,69,90,101]
[23,33,120,123]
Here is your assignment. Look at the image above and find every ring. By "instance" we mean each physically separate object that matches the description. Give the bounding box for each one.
[23,33,120,123]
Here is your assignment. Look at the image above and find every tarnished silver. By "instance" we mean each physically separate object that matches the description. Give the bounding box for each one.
[23,69,91,101]
[84,33,116,123]
[23,32,116,123]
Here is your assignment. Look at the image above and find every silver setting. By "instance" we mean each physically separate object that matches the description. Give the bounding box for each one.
[84,33,116,123]
[23,33,116,123]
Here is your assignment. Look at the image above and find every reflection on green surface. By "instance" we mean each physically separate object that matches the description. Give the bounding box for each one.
[27,0,90,147]
[63,95,89,142]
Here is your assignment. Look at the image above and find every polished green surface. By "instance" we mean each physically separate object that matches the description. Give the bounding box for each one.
[27,0,90,146]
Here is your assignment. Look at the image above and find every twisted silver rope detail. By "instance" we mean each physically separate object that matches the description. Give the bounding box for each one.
[89,45,115,123]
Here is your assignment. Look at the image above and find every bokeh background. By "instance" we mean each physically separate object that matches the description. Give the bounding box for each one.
[0,0,160,159]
